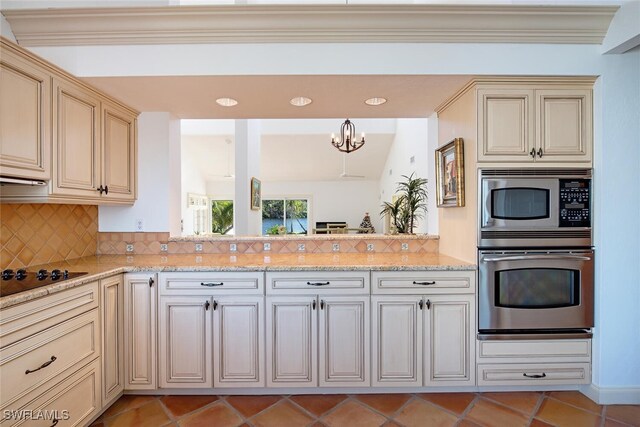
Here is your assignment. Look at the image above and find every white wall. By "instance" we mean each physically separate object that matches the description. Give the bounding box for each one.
[206,179,382,233]
[379,118,429,234]
[181,136,209,235]
[0,13,17,42]
[99,112,181,233]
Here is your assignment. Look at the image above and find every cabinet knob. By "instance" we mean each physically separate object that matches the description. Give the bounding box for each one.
[426,299,432,310]
[97,185,104,194]
[312,300,317,310]
[320,300,325,310]
[149,277,154,287]
[537,148,543,158]
[529,148,536,159]
[205,301,210,311]
[104,185,109,195]
[419,300,424,310]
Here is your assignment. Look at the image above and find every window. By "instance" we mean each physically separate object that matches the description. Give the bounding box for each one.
[262,198,308,235]
[211,199,234,235]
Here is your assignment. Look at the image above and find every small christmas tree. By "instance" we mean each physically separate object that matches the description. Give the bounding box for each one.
[358,212,375,234]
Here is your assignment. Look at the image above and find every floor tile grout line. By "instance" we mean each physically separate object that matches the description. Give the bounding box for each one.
[543,394,604,416]
[285,394,343,421]
[156,396,179,422]
[230,394,285,424]
[414,392,478,420]
[526,392,547,427]
[458,393,482,423]
[350,393,415,422]
[316,395,362,424]
[478,392,543,418]
[168,395,228,424]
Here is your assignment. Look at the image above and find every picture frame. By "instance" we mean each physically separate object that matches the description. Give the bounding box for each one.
[435,138,465,207]
[250,177,261,210]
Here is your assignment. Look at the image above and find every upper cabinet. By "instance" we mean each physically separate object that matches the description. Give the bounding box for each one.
[0,47,51,180]
[0,37,138,205]
[476,81,594,166]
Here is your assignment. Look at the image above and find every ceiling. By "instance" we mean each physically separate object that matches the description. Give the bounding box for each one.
[182,133,395,182]
[83,75,472,119]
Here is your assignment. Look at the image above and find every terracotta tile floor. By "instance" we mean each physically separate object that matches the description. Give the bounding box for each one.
[91,391,640,427]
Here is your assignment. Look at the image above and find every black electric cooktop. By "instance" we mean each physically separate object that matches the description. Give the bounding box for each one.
[1,269,88,297]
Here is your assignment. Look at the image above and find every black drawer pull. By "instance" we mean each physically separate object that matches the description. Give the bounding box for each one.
[523,373,547,379]
[307,281,330,286]
[201,282,224,287]
[25,356,57,375]
[413,281,436,286]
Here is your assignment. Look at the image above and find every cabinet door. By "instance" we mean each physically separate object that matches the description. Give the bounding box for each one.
[424,295,475,387]
[266,296,317,387]
[0,47,51,180]
[124,273,157,390]
[101,100,137,202]
[52,77,101,198]
[536,89,592,164]
[213,296,264,387]
[477,88,535,162]
[318,296,370,386]
[101,275,124,406]
[371,296,423,387]
[159,296,212,388]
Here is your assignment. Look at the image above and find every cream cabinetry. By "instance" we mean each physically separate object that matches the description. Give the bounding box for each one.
[0,44,51,180]
[371,271,476,388]
[0,36,138,205]
[265,271,370,388]
[124,273,157,390]
[477,82,593,166]
[100,275,124,406]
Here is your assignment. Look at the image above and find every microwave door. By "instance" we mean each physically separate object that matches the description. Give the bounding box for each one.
[482,178,559,229]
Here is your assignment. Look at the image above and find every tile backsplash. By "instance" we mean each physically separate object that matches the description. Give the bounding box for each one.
[1,204,98,269]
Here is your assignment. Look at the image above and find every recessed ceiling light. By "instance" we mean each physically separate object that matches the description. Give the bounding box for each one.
[365,97,387,106]
[216,97,238,107]
[290,96,313,107]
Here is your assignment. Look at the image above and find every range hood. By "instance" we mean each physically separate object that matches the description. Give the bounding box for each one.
[0,176,47,186]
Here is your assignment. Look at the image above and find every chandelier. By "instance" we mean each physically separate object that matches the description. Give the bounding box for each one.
[331,119,365,154]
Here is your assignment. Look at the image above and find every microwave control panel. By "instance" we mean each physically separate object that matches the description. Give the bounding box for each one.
[559,179,591,227]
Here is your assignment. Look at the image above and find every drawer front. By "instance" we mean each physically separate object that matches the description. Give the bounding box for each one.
[371,271,475,295]
[478,363,591,386]
[477,339,591,363]
[1,358,101,427]
[0,309,100,408]
[266,271,370,295]
[159,272,264,295]
[0,282,99,348]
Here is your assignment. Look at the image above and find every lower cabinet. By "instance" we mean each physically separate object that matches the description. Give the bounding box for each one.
[124,273,157,390]
[266,295,370,387]
[100,275,124,406]
[157,295,265,388]
[372,294,475,387]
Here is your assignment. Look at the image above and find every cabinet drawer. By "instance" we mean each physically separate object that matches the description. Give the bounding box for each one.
[371,271,474,295]
[478,363,590,386]
[266,271,369,295]
[0,309,100,408]
[0,282,99,348]
[1,358,101,427]
[159,272,264,295]
[477,339,591,363]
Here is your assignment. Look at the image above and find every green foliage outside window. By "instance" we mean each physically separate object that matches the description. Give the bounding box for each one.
[211,200,234,234]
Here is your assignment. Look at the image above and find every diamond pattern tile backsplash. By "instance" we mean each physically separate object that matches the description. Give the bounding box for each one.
[1,204,98,269]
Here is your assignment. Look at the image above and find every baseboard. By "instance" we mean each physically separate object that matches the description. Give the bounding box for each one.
[582,383,640,404]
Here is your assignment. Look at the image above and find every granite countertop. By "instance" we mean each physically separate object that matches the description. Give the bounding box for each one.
[170,234,440,242]
[0,253,475,309]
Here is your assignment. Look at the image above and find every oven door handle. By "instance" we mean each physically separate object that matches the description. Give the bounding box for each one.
[483,255,591,262]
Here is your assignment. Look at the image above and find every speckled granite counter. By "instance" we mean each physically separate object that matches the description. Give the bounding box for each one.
[0,253,475,309]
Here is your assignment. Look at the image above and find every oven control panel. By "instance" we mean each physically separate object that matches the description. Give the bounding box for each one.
[559,179,591,227]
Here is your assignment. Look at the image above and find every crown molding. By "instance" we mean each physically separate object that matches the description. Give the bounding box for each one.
[2,4,618,46]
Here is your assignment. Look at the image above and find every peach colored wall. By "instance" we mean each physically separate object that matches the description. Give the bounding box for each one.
[436,87,478,264]
[1,204,98,268]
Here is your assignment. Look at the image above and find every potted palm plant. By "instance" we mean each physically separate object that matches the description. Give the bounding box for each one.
[380,173,428,234]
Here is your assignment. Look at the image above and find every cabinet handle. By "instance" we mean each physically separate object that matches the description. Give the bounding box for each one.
[537,148,543,158]
[523,372,547,379]
[426,299,431,310]
[312,300,317,310]
[97,185,104,194]
[25,356,57,375]
[529,148,536,159]
[320,300,325,310]
[149,278,154,287]
[213,300,218,310]
[50,419,59,427]
[205,301,210,311]
[419,300,424,310]
[104,185,109,195]
[201,282,224,287]
[413,281,436,286]
[307,281,330,286]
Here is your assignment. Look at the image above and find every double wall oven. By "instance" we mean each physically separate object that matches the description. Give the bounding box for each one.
[477,169,594,339]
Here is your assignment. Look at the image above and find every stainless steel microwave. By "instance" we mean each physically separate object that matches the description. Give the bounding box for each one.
[478,169,592,248]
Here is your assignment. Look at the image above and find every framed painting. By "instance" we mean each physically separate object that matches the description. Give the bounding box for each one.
[250,177,261,210]
[435,138,465,207]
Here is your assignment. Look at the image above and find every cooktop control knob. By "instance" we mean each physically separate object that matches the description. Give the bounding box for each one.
[16,269,27,280]
[36,269,48,281]
[63,270,69,279]
[51,269,62,280]
[1,269,14,280]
